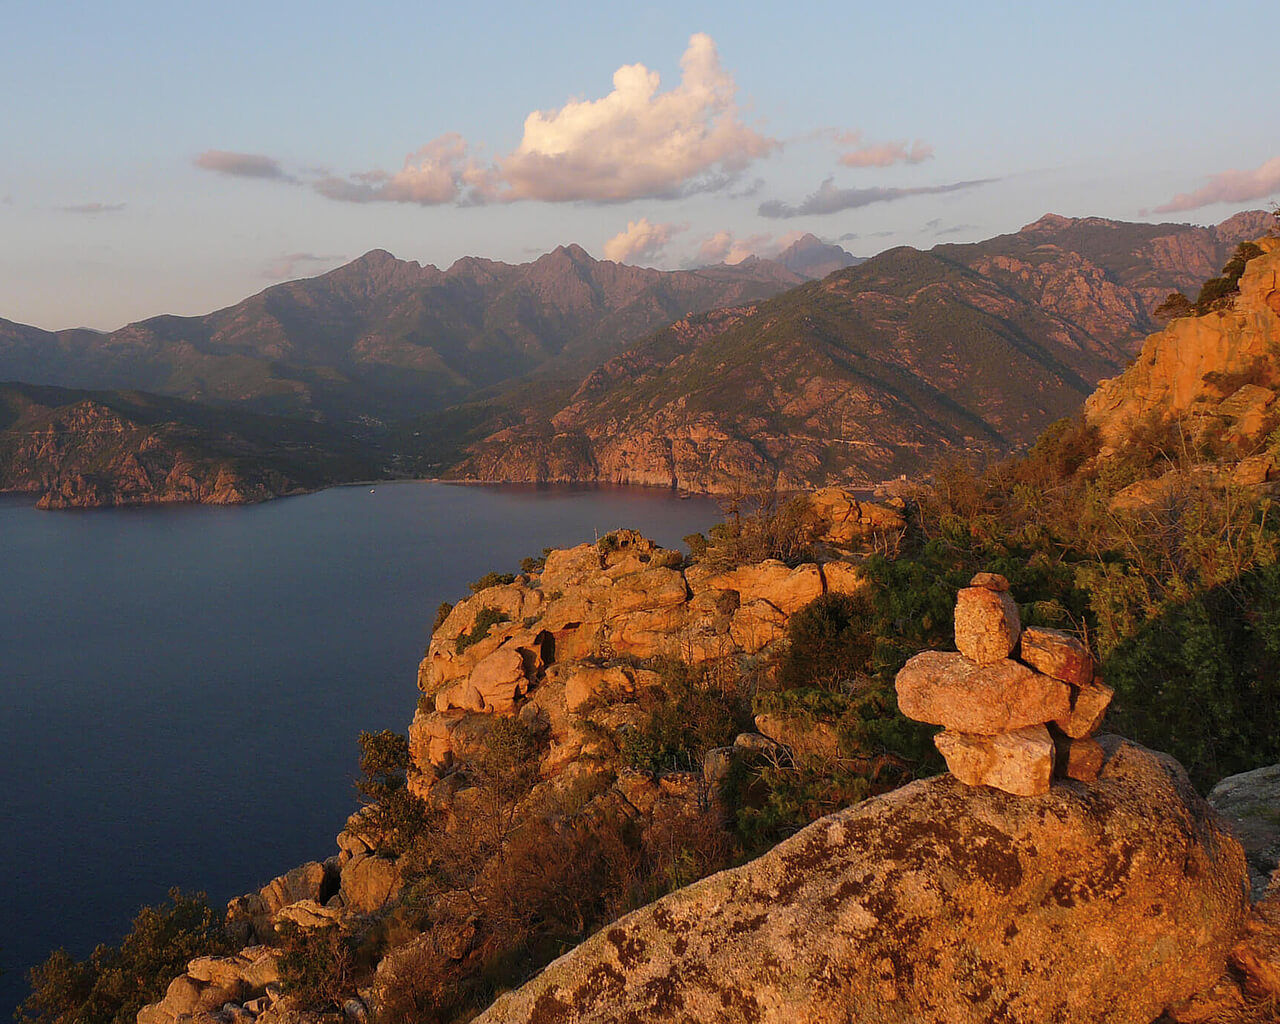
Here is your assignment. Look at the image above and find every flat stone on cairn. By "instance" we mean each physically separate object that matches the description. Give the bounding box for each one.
[895,573,1113,796]
[1020,625,1093,686]
[895,651,1071,734]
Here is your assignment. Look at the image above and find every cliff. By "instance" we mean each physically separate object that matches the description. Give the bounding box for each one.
[0,383,379,508]
[1086,236,1280,449]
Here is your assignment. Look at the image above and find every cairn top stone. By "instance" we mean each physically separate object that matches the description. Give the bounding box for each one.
[954,586,1022,664]
[969,571,1011,591]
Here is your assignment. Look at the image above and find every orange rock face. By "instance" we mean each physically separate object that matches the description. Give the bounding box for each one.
[1086,238,1280,448]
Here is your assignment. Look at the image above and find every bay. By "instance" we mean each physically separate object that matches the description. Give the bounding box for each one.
[0,482,720,1015]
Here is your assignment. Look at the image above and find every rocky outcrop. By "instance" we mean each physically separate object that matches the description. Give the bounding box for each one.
[0,384,374,508]
[475,738,1248,1024]
[1086,237,1280,448]
[138,947,280,1024]
[1209,763,1280,900]
[409,526,869,781]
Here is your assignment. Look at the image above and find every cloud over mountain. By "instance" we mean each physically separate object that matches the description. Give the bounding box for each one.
[312,135,471,204]
[697,229,775,264]
[57,202,126,214]
[603,219,683,263]
[1152,155,1280,213]
[759,176,996,218]
[263,252,344,280]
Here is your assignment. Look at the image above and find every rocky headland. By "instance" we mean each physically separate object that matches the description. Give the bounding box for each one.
[117,488,1280,1024]
[0,383,380,508]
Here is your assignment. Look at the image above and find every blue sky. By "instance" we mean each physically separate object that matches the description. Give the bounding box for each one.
[3,0,1276,330]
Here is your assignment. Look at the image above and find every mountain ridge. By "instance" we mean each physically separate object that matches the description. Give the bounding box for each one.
[447,211,1275,491]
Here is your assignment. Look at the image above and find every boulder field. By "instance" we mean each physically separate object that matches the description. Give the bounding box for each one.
[476,738,1247,1024]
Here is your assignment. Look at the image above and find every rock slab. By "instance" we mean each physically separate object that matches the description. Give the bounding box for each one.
[895,651,1071,734]
[934,724,1054,796]
[474,739,1247,1024]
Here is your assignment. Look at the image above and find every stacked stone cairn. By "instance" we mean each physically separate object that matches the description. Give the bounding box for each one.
[893,572,1114,797]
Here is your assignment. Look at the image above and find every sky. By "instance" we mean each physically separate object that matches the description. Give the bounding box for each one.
[3,0,1277,331]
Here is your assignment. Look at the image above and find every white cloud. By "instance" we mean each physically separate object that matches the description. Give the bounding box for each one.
[1152,155,1280,213]
[313,134,471,204]
[836,131,933,169]
[603,218,683,263]
[309,34,775,207]
[697,229,775,264]
[477,33,775,202]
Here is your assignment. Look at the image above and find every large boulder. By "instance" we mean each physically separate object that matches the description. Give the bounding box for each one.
[1209,762,1280,900]
[474,738,1247,1024]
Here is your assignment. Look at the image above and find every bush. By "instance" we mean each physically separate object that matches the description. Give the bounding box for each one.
[1194,242,1263,314]
[275,920,358,1011]
[1153,291,1193,322]
[776,591,876,692]
[430,601,453,635]
[469,571,516,594]
[355,730,430,855]
[1104,564,1280,790]
[693,491,819,568]
[618,659,749,773]
[455,606,510,653]
[18,890,232,1024]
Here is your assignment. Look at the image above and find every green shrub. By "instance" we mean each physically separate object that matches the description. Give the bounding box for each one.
[469,571,515,593]
[430,601,453,635]
[1194,242,1263,314]
[694,492,819,568]
[18,890,232,1024]
[455,606,510,653]
[275,920,358,1011]
[1103,563,1280,789]
[776,591,876,692]
[618,659,749,773]
[355,729,430,855]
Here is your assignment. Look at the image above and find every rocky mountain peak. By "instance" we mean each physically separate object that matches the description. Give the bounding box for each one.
[1020,213,1078,234]
[774,233,861,280]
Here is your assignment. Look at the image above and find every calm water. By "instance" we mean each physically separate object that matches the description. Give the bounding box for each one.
[0,482,719,1015]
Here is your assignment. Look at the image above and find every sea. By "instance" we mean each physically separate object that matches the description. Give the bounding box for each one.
[0,481,720,1016]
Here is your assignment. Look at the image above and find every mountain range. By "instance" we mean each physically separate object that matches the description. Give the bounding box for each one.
[446,211,1274,490]
[1,211,1271,503]
[0,245,825,424]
